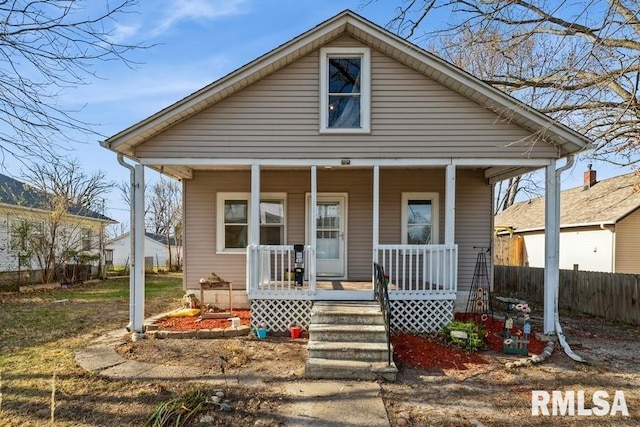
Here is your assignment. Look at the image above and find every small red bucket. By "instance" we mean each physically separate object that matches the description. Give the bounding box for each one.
[290,326,302,339]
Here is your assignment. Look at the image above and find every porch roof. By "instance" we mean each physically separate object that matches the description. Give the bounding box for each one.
[102,10,590,180]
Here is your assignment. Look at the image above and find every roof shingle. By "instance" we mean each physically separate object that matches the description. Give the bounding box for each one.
[0,173,115,222]
[494,172,640,231]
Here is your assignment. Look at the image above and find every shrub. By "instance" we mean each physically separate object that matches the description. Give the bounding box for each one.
[441,320,485,352]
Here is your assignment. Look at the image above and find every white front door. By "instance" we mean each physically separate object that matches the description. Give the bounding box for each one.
[307,194,347,278]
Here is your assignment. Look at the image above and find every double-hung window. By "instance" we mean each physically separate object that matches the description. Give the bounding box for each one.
[217,193,286,252]
[320,47,370,133]
[401,193,439,245]
[81,228,92,251]
[10,219,44,252]
[10,219,28,251]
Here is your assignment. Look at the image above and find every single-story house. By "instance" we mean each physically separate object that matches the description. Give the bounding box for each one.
[102,10,589,334]
[0,173,115,283]
[495,168,640,274]
[106,231,182,270]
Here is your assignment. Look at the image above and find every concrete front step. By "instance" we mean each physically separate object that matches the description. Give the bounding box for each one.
[309,323,387,343]
[305,357,398,381]
[308,340,392,362]
[311,302,385,325]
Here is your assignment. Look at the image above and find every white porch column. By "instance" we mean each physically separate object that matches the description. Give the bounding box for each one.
[372,165,380,264]
[250,163,260,246]
[544,161,559,335]
[310,166,317,287]
[249,163,260,290]
[132,164,145,334]
[444,164,456,244]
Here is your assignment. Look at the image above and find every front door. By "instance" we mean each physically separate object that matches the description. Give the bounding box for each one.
[307,194,347,278]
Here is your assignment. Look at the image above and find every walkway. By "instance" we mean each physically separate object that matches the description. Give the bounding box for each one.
[75,327,390,426]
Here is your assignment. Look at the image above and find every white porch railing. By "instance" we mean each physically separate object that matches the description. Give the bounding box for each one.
[375,244,458,300]
[247,245,316,299]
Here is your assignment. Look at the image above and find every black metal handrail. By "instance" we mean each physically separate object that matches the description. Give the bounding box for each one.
[374,262,392,366]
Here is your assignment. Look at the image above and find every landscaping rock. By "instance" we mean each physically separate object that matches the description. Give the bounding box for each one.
[196,329,211,339]
[223,325,250,337]
[210,328,224,338]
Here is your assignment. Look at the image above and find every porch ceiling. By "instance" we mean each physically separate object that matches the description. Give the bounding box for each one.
[146,161,547,183]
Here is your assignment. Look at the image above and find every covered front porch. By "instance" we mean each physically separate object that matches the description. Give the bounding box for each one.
[239,162,460,333]
[249,242,458,333]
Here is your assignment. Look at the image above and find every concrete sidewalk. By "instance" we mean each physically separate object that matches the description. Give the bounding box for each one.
[75,329,390,426]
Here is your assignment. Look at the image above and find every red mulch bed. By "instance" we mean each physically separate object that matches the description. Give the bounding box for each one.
[154,309,251,330]
[156,310,546,372]
[392,313,546,371]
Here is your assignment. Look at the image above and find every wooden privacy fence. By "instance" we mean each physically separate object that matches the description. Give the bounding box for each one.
[494,265,640,326]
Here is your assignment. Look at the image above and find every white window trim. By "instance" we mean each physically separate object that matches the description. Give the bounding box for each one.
[401,192,439,245]
[319,47,371,134]
[216,192,287,254]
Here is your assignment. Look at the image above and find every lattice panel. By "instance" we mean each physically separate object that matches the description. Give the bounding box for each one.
[250,299,313,333]
[390,300,455,333]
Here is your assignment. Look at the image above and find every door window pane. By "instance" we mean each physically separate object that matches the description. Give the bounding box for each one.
[407,200,432,244]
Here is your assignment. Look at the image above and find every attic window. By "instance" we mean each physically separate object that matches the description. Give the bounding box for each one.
[319,47,370,133]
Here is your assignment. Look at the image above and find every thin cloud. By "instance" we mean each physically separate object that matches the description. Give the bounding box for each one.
[153,0,251,36]
[108,23,141,44]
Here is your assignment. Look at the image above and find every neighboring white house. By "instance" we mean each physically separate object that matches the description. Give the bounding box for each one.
[0,173,115,282]
[495,168,640,274]
[106,232,182,270]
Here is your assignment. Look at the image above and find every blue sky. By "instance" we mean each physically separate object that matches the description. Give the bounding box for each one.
[4,0,631,228]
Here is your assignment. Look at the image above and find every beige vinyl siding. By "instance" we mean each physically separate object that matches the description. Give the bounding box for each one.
[136,37,558,160]
[184,167,491,288]
[614,208,640,274]
[183,170,249,290]
[454,170,493,293]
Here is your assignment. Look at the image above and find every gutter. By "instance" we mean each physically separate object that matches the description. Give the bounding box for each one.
[116,152,137,333]
[500,221,616,235]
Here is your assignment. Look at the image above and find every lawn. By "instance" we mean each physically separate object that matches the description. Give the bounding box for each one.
[0,275,185,426]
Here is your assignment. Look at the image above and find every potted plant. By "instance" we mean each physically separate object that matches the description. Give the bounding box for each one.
[255,323,267,340]
[285,268,294,281]
[289,321,302,339]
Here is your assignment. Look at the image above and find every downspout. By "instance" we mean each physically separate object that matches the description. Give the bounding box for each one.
[117,153,136,333]
[600,223,615,272]
[553,155,584,362]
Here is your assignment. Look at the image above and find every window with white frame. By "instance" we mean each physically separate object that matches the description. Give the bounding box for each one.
[320,47,370,133]
[401,193,439,245]
[216,193,286,252]
[10,219,28,251]
[10,219,43,251]
[81,228,92,251]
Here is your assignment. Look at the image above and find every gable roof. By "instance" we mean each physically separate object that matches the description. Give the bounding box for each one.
[145,232,180,246]
[102,9,589,179]
[0,173,115,223]
[108,231,180,247]
[495,172,640,232]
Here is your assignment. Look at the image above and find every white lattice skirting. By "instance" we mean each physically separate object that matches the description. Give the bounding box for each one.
[251,299,313,333]
[390,300,455,333]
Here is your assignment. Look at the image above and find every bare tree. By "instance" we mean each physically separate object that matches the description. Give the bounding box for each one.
[146,177,182,271]
[430,27,547,211]
[12,157,115,283]
[379,0,640,167]
[0,0,141,161]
